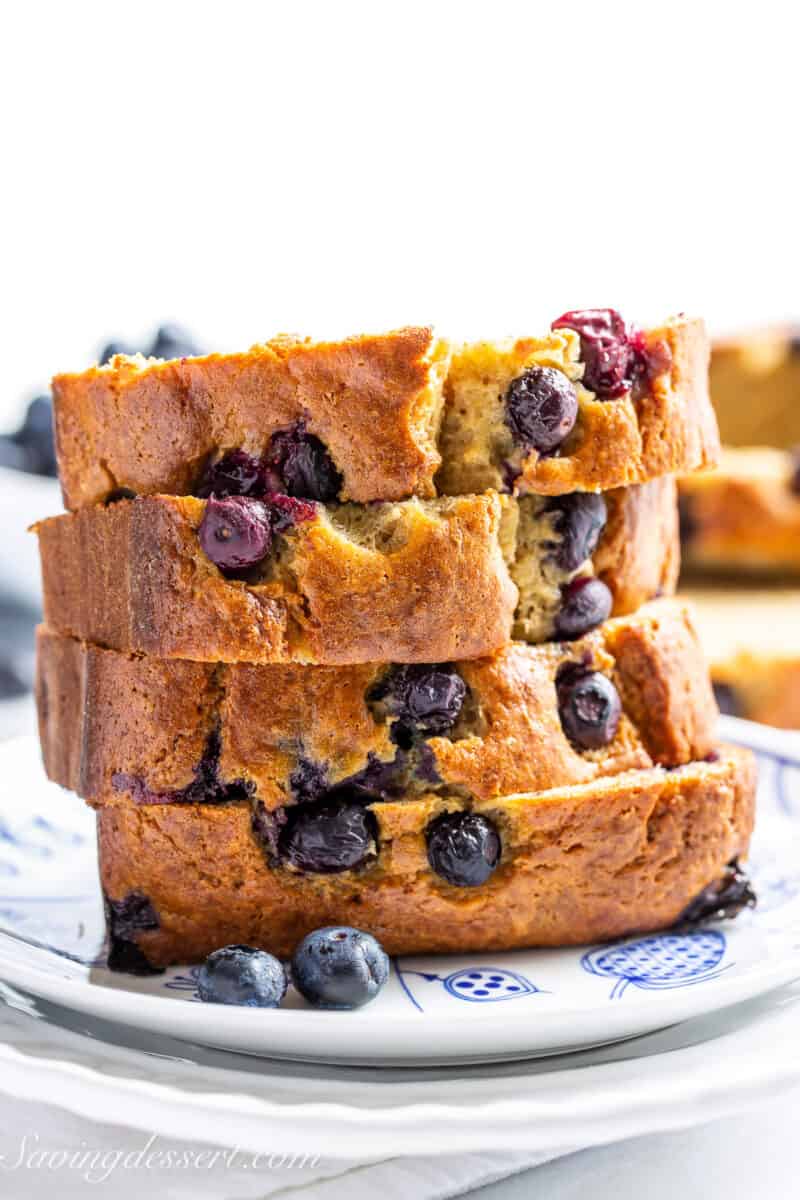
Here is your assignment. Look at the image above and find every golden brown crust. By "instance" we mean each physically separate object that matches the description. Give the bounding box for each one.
[710,327,800,448]
[53,328,451,508]
[96,745,756,963]
[680,448,800,575]
[35,600,718,811]
[35,480,678,665]
[52,318,715,511]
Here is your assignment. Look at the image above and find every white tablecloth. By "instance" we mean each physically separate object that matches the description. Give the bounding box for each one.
[0,1089,797,1200]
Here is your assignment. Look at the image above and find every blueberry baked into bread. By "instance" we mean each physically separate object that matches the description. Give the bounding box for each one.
[33,309,758,970]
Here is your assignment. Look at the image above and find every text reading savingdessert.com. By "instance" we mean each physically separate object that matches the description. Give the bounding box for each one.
[0,1132,322,1186]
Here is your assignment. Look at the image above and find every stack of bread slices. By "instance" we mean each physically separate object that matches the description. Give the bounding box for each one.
[34,309,756,971]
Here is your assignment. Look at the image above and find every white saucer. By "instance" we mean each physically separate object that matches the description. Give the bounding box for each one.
[1,717,799,1067]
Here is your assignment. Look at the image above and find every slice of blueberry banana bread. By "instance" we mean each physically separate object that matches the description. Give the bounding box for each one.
[51,313,715,510]
[35,478,677,665]
[36,599,717,813]
[97,744,755,966]
[709,326,800,449]
[680,449,800,575]
[682,585,800,729]
[437,313,716,496]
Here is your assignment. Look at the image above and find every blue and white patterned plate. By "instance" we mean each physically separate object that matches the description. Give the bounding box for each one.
[1,719,799,1065]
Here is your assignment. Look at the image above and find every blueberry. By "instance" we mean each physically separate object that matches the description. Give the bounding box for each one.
[504,366,578,454]
[105,891,163,975]
[291,926,389,1009]
[197,944,288,1007]
[545,492,607,571]
[195,450,272,499]
[149,322,202,360]
[100,339,138,364]
[267,423,342,502]
[281,800,378,873]
[370,664,467,745]
[426,810,500,887]
[554,576,612,640]
[552,308,643,399]
[676,859,757,928]
[712,682,741,718]
[0,435,32,472]
[557,666,621,750]
[13,395,57,475]
[198,496,273,572]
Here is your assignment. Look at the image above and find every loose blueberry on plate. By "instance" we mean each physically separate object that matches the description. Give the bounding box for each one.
[554,576,613,640]
[426,810,501,887]
[281,800,378,873]
[198,496,273,572]
[557,666,621,750]
[197,945,288,1007]
[504,366,578,454]
[551,308,644,399]
[291,926,389,1009]
[545,492,607,571]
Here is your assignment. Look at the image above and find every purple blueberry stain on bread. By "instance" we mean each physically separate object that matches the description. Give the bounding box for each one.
[266,422,342,502]
[504,366,578,454]
[289,757,331,805]
[556,664,621,750]
[675,859,756,927]
[104,891,163,975]
[280,799,378,874]
[251,800,288,863]
[112,731,252,806]
[551,308,659,399]
[426,810,501,887]
[544,492,607,572]
[554,576,613,640]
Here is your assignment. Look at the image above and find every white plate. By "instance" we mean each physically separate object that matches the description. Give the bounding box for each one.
[1,718,800,1066]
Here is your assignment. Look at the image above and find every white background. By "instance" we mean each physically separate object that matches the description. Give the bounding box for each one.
[1,0,798,426]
